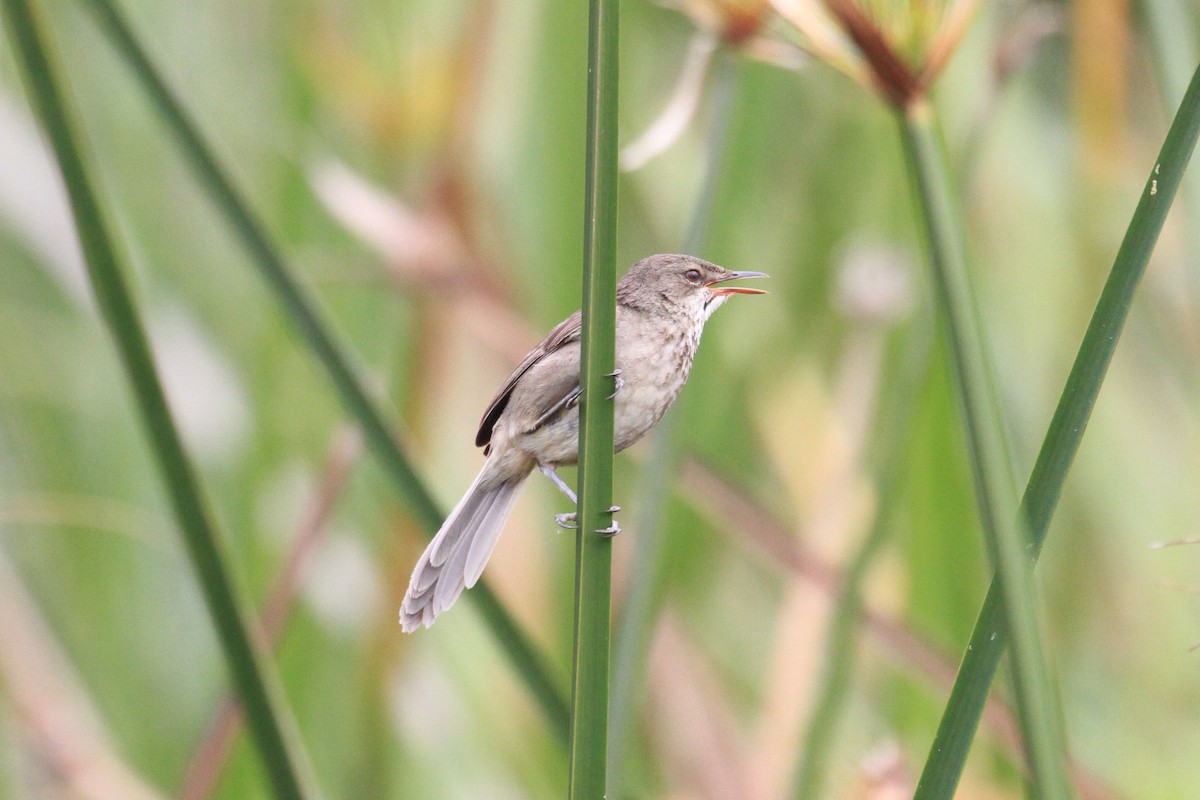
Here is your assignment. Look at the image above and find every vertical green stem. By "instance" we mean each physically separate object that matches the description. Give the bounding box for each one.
[1,2,318,798]
[915,62,1200,798]
[789,323,934,800]
[1138,0,1200,300]
[77,0,569,741]
[569,0,619,794]
[606,56,739,796]
[790,485,899,800]
[899,101,1072,800]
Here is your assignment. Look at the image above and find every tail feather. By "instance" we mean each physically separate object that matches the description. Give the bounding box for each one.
[400,464,524,632]
[465,517,502,585]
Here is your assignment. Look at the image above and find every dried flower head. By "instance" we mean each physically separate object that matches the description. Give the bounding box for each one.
[770,0,979,107]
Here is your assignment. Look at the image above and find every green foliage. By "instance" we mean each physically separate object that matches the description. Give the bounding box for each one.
[2,1,1200,798]
[916,59,1200,800]
[1,0,318,796]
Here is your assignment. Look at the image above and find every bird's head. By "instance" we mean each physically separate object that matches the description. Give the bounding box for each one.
[617,253,767,320]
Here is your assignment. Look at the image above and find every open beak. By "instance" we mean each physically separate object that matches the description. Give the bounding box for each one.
[705,270,769,297]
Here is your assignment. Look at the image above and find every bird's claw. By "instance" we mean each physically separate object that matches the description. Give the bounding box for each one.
[595,522,621,537]
[606,368,625,400]
[597,504,621,535]
[556,507,620,534]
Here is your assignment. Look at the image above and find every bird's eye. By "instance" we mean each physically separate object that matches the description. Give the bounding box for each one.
[684,268,703,284]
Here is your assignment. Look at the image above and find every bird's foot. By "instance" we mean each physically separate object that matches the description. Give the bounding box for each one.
[606,368,625,400]
[595,505,622,535]
[595,521,622,537]
[555,506,621,533]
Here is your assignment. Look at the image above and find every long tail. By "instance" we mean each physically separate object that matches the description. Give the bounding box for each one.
[400,462,524,632]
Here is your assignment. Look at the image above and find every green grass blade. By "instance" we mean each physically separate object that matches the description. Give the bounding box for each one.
[1,2,319,797]
[77,0,569,740]
[899,101,1072,800]
[914,63,1200,799]
[80,0,439,530]
[569,0,619,793]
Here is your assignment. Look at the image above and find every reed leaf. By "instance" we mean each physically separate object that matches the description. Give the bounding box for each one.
[899,100,1072,799]
[77,0,569,741]
[568,0,620,794]
[1,1,319,797]
[914,62,1200,799]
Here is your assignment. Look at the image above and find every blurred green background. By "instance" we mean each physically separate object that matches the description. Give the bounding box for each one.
[2,0,1199,797]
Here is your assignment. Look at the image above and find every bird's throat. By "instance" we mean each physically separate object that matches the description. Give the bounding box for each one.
[702,292,729,319]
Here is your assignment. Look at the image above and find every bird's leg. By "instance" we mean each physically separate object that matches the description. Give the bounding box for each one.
[539,464,577,503]
[530,386,583,432]
[606,368,625,399]
[538,464,620,532]
[539,465,580,528]
[529,372,621,435]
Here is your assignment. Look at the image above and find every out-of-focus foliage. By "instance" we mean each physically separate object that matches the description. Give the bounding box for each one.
[1,0,1198,798]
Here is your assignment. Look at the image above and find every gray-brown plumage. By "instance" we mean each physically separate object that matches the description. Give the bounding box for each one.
[400,254,766,631]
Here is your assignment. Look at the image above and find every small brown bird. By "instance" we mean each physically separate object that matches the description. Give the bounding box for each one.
[400,254,766,631]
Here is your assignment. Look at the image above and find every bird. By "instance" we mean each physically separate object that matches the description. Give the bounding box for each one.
[400,253,767,631]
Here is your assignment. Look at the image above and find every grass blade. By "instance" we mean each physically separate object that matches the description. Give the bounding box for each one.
[77,0,569,740]
[0,2,319,797]
[914,63,1200,798]
[569,0,620,793]
[899,100,1072,799]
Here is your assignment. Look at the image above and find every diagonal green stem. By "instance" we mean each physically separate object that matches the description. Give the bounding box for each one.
[914,63,1200,798]
[899,100,1072,800]
[76,0,568,741]
[0,2,319,798]
[569,0,620,793]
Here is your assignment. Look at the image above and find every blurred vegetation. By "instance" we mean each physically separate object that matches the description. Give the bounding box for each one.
[2,1,1200,799]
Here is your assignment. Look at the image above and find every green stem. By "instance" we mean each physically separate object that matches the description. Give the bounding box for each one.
[77,0,568,741]
[899,101,1072,799]
[606,56,740,797]
[790,322,933,800]
[914,63,1200,797]
[790,484,897,800]
[569,0,619,794]
[1,2,318,798]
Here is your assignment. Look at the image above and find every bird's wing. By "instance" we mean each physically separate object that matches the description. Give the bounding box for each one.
[475,310,583,448]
